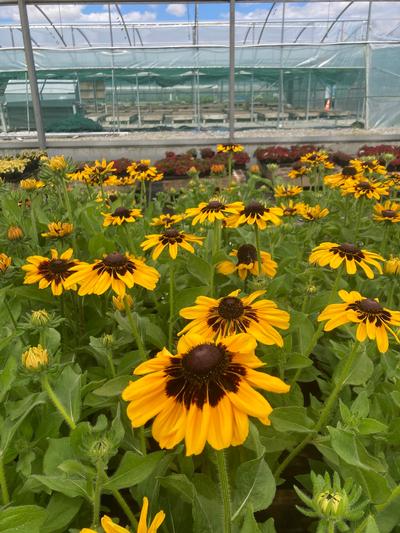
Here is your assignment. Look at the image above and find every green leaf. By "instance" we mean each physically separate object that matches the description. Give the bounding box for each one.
[0,505,46,533]
[376,486,400,533]
[362,515,381,533]
[269,407,314,433]
[329,428,386,472]
[139,316,167,348]
[0,355,17,403]
[174,286,208,311]
[192,474,222,533]
[43,437,74,475]
[103,450,165,490]
[358,418,388,435]
[92,375,131,397]
[232,456,276,521]
[52,366,81,425]
[41,494,83,533]
[31,474,89,499]
[186,255,212,284]
[158,473,195,504]
[346,350,374,385]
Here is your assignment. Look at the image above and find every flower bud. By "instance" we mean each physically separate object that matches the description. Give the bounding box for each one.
[267,163,279,172]
[22,345,49,370]
[112,294,133,312]
[187,167,199,178]
[385,256,400,275]
[48,155,67,171]
[7,226,24,241]
[0,253,11,273]
[102,334,114,348]
[250,164,261,175]
[30,309,50,327]
[89,437,112,461]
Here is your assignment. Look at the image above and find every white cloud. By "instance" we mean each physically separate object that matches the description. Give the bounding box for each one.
[0,4,156,23]
[166,3,187,18]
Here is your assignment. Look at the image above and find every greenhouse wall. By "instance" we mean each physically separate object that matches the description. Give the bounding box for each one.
[0,1,399,143]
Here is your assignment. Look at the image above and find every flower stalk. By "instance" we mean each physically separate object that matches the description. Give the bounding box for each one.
[0,455,10,505]
[216,450,232,533]
[41,374,77,430]
[124,295,146,361]
[169,262,175,350]
[275,340,360,481]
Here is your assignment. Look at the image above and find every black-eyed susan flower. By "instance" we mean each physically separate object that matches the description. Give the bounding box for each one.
[22,248,78,296]
[309,242,384,279]
[318,289,400,353]
[300,151,334,169]
[185,199,242,225]
[81,497,165,533]
[385,256,400,275]
[20,178,45,190]
[298,204,329,221]
[341,179,389,200]
[41,221,74,239]
[217,244,277,280]
[274,185,303,198]
[324,166,361,188]
[102,206,142,227]
[141,229,203,260]
[216,143,244,153]
[127,160,163,182]
[179,289,289,346]
[373,201,400,223]
[349,158,386,176]
[279,200,305,217]
[122,332,290,455]
[79,159,117,186]
[151,213,184,228]
[65,252,159,297]
[0,253,11,272]
[225,201,283,229]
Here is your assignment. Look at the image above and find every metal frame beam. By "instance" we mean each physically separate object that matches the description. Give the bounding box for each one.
[17,0,46,149]
[228,0,235,141]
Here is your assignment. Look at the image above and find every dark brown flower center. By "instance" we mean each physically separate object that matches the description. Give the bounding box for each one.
[103,252,127,267]
[382,209,396,218]
[205,200,224,211]
[358,298,383,313]
[112,207,131,218]
[109,194,118,202]
[163,229,180,239]
[284,207,297,215]
[338,243,360,254]
[244,201,265,216]
[218,297,244,319]
[183,344,225,376]
[342,166,358,176]
[136,164,148,172]
[237,244,257,265]
[49,259,70,273]
[358,181,372,190]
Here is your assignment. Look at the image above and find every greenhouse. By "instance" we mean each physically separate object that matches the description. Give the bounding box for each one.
[0,0,400,150]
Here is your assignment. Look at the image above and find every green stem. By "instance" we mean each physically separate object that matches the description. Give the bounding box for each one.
[275,340,360,481]
[30,200,39,248]
[111,488,139,529]
[353,197,364,242]
[169,262,175,351]
[381,223,391,258]
[227,153,233,182]
[60,178,78,253]
[140,180,146,209]
[0,455,10,505]
[254,224,263,276]
[124,296,146,360]
[139,427,147,456]
[216,450,232,533]
[91,460,103,529]
[4,298,17,330]
[209,220,221,297]
[292,266,343,385]
[106,350,116,378]
[41,374,77,430]
[327,521,335,533]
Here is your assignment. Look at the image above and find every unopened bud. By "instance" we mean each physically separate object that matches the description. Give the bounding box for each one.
[22,345,49,370]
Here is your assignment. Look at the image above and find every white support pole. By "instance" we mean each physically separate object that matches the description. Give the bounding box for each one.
[18,0,46,149]
[228,0,235,141]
